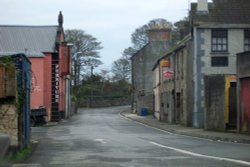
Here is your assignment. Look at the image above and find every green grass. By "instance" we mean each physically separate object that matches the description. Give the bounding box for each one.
[8,146,32,161]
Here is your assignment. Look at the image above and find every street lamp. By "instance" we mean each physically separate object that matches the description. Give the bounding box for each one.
[72,51,82,114]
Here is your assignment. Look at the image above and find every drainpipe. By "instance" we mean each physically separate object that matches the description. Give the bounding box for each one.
[173,51,176,124]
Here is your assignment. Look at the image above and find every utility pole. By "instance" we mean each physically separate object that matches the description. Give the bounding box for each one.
[90,65,94,108]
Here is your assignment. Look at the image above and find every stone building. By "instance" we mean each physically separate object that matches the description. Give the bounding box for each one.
[190,0,250,129]
[131,29,171,113]
[153,35,193,125]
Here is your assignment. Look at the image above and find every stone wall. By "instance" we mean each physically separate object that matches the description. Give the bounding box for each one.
[79,96,131,108]
[0,104,18,146]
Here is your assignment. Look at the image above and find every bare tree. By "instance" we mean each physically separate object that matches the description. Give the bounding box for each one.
[131,18,173,51]
[65,29,103,85]
[65,29,103,112]
[111,58,131,82]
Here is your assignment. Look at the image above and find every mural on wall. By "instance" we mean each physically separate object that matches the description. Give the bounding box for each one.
[31,71,41,92]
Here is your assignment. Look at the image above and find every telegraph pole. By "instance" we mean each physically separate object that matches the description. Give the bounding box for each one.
[90,65,94,108]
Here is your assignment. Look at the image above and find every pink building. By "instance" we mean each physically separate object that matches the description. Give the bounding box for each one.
[0,12,72,121]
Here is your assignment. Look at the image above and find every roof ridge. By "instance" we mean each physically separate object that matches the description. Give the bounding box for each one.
[0,25,58,28]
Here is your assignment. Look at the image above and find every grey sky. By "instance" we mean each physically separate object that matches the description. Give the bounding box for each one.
[0,0,202,71]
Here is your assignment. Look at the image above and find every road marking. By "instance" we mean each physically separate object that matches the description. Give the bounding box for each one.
[119,112,173,135]
[12,164,41,167]
[94,138,107,144]
[150,141,250,166]
[120,112,250,145]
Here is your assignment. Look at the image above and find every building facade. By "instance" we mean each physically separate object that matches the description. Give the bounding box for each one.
[131,29,171,114]
[190,0,250,129]
[153,35,193,125]
[0,12,72,121]
[0,54,31,149]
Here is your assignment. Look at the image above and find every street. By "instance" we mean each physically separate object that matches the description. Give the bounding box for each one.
[16,106,250,167]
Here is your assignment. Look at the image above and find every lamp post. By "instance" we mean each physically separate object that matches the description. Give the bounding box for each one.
[65,43,73,119]
[73,51,82,114]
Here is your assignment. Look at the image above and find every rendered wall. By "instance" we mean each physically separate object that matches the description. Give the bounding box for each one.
[29,57,44,109]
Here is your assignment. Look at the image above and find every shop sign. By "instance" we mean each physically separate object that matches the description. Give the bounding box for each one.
[163,70,174,79]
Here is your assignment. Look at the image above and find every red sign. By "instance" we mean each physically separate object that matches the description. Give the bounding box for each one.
[163,70,174,79]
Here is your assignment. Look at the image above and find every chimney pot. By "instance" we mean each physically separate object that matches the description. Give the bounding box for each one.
[197,0,208,13]
[58,11,63,27]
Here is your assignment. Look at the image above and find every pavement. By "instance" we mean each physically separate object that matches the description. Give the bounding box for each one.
[120,110,250,144]
[0,133,10,159]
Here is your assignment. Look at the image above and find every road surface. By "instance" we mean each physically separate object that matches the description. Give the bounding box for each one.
[15,106,250,167]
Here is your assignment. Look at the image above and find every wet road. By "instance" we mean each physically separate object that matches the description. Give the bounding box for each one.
[18,106,250,167]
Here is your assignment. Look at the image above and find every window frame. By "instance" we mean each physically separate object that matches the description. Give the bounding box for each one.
[211,29,228,53]
[244,29,250,51]
[211,56,228,67]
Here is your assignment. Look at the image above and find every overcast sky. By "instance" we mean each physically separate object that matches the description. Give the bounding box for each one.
[0,0,203,71]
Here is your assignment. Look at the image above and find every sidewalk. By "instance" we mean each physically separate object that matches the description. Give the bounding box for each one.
[121,110,250,144]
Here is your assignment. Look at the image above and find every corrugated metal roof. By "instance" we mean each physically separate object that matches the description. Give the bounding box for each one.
[0,25,58,57]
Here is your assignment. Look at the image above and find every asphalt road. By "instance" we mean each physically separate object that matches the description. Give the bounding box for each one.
[15,106,250,167]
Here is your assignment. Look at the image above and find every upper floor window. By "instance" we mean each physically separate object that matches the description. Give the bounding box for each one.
[211,29,228,52]
[211,56,228,67]
[244,29,250,51]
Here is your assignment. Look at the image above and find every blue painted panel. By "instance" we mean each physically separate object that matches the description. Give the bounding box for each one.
[12,54,31,148]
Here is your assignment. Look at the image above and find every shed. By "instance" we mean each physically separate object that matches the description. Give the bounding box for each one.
[0,53,31,149]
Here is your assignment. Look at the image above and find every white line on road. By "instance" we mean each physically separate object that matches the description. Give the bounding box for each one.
[150,141,250,166]
[12,164,41,167]
[94,138,107,144]
[119,112,173,135]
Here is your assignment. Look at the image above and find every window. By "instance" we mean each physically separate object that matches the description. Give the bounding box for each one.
[244,29,250,51]
[211,56,228,67]
[211,29,228,52]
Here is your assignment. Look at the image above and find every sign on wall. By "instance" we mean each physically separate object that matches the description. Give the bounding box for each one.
[163,70,174,79]
[160,59,170,68]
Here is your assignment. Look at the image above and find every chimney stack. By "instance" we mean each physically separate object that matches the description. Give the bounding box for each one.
[147,29,171,42]
[58,11,63,27]
[197,0,208,13]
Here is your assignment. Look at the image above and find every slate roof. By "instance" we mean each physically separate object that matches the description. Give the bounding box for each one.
[191,0,250,25]
[0,25,58,57]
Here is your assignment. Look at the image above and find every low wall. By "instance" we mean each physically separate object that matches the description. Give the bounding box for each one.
[79,96,131,108]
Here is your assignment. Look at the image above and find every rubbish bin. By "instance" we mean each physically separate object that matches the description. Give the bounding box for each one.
[139,107,148,116]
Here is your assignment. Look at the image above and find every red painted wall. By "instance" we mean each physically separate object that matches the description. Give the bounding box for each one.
[43,53,52,120]
[240,78,250,132]
[58,43,69,112]
[30,57,44,109]
[29,31,71,120]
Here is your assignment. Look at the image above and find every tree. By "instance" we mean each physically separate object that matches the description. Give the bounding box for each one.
[65,29,103,112]
[111,57,131,82]
[65,29,103,84]
[122,47,137,59]
[122,18,173,59]
[131,18,173,50]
